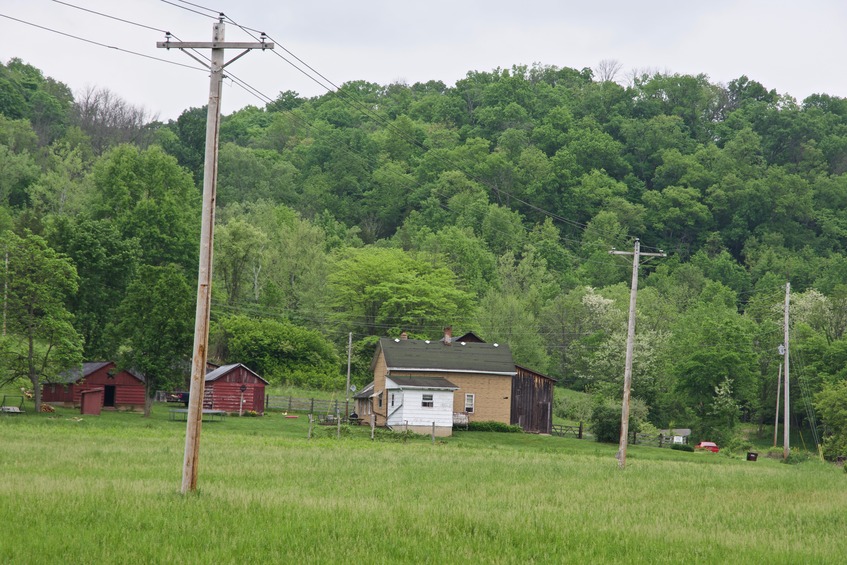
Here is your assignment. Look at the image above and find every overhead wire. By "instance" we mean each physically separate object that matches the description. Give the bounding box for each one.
[0,12,207,72]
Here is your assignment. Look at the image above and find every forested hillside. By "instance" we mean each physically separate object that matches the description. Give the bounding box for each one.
[2,57,847,453]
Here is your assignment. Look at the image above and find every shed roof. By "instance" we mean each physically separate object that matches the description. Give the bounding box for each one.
[55,361,145,384]
[387,376,459,390]
[205,363,269,384]
[376,337,515,376]
[353,381,375,399]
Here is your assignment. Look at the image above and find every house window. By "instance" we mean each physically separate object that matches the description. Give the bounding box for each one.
[422,394,433,408]
[465,393,475,413]
[378,392,383,408]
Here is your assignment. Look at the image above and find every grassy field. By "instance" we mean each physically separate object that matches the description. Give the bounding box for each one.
[1,404,845,564]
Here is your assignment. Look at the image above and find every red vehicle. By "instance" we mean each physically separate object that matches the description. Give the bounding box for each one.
[696,441,719,453]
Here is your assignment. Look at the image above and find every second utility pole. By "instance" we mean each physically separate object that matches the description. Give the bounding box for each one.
[158,16,273,495]
[610,238,665,469]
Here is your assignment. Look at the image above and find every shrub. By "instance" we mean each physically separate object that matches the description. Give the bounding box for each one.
[466,421,523,433]
[590,401,641,443]
[782,450,812,465]
[671,444,694,452]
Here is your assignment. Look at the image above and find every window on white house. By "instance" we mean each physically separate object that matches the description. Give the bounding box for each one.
[422,394,433,408]
[465,393,475,413]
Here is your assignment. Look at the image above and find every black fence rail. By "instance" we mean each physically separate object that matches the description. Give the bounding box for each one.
[265,395,351,415]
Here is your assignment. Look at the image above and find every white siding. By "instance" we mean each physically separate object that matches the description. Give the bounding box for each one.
[389,389,453,428]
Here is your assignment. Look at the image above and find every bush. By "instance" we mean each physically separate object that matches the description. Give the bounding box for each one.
[782,450,812,465]
[466,421,523,433]
[590,401,640,443]
[671,444,694,452]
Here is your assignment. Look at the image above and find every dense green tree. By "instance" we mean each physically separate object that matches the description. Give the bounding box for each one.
[46,218,139,359]
[211,314,340,389]
[111,264,194,416]
[87,144,199,271]
[0,230,83,413]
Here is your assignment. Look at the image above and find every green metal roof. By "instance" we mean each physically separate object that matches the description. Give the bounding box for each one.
[378,337,515,375]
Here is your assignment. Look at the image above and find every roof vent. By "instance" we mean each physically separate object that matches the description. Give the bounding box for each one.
[425,340,430,344]
[394,338,400,342]
[493,343,499,347]
[460,342,466,346]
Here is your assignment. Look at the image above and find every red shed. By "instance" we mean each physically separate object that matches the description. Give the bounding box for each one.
[42,362,146,410]
[203,364,267,415]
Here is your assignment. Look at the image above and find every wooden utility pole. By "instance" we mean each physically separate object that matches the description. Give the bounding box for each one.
[157,18,273,495]
[783,282,791,461]
[345,332,352,419]
[610,239,665,469]
[773,363,781,447]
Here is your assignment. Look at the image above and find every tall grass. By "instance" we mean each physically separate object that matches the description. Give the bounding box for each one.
[1,406,845,563]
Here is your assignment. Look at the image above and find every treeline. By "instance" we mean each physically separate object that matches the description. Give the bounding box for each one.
[1,56,847,454]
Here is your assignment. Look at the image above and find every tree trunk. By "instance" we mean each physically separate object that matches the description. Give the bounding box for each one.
[31,375,41,414]
[144,380,153,418]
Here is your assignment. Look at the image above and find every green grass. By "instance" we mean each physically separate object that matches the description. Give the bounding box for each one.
[1,404,845,563]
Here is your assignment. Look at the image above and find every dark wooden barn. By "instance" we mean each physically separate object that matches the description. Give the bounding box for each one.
[42,361,146,410]
[510,365,556,434]
[204,364,268,415]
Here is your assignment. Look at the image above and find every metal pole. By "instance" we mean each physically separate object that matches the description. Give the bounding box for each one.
[783,282,790,460]
[181,20,225,495]
[773,363,782,447]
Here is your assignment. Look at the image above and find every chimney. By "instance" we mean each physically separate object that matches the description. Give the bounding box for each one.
[400,331,408,340]
[442,326,452,345]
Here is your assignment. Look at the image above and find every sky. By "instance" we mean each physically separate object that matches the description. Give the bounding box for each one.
[2,0,846,121]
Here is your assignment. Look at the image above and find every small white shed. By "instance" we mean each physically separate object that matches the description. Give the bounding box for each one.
[385,376,458,436]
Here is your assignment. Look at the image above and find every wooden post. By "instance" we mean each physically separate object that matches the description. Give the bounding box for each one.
[308,414,313,439]
[610,239,665,469]
[345,332,352,420]
[370,414,375,440]
[578,422,583,440]
[773,363,782,447]
[783,282,791,461]
[336,407,341,439]
[158,19,273,495]
[432,421,435,444]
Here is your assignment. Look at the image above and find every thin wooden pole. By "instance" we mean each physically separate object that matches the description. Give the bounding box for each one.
[609,239,665,469]
[345,332,352,419]
[181,20,225,495]
[773,363,782,447]
[783,282,791,461]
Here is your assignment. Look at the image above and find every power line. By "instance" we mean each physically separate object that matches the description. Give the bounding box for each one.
[0,13,207,72]
[51,0,171,35]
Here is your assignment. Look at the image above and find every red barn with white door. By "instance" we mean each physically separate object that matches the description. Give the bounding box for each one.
[204,364,267,414]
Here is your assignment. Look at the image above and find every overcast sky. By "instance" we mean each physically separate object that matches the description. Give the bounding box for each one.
[2,0,845,121]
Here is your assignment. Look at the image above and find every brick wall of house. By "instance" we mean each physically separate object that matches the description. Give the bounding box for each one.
[388,370,512,425]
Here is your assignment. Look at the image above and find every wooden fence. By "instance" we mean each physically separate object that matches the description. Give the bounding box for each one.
[265,395,351,416]
[551,423,583,439]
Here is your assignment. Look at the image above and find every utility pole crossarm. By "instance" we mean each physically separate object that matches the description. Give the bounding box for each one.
[157,41,274,50]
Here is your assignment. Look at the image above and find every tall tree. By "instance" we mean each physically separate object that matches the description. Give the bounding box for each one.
[110,264,193,417]
[0,231,83,412]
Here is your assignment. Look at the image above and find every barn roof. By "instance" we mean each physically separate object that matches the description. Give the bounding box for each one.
[387,376,459,390]
[375,337,516,376]
[55,362,145,384]
[205,363,269,384]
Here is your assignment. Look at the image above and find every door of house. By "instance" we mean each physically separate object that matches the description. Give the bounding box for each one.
[252,388,264,413]
[103,385,116,407]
